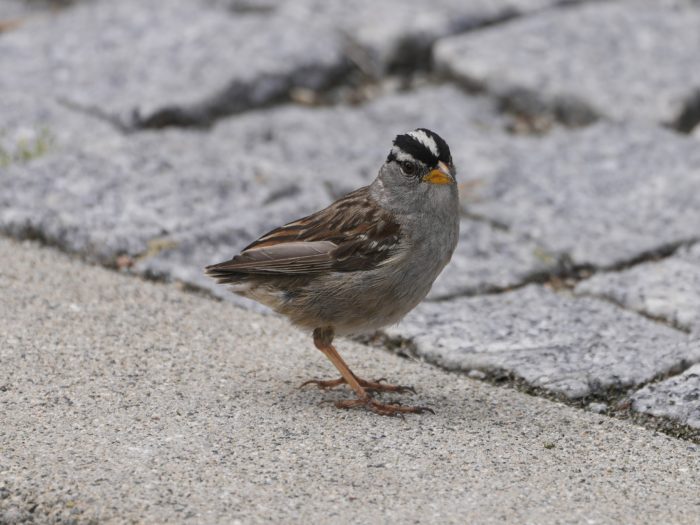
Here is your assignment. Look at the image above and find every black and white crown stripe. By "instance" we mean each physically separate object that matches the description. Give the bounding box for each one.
[387,128,452,168]
[409,129,440,157]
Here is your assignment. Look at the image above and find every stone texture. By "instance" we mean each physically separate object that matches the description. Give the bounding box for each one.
[3,237,700,524]
[0,0,348,127]
[283,0,564,75]
[0,0,76,21]
[466,123,700,268]
[0,92,117,166]
[2,86,556,302]
[0,0,43,20]
[0,0,567,128]
[428,219,558,300]
[387,285,697,399]
[632,364,700,429]
[576,243,700,334]
[204,84,511,198]
[435,2,700,128]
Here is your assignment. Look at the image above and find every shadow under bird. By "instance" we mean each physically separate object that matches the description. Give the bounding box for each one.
[206,129,459,416]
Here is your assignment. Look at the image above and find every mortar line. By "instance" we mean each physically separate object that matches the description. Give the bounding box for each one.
[371,331,700,444]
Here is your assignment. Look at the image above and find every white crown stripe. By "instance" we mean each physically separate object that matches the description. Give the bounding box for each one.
[390,145,415,162]
[407,130,439,157]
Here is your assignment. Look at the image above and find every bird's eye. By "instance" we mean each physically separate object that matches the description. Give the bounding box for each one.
[401,161,416,175]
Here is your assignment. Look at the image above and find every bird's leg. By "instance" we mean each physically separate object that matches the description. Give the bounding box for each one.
[308,327,433,416]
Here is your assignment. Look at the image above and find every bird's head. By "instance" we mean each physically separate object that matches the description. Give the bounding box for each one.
[374,128,456,210]
[383,128,455,186]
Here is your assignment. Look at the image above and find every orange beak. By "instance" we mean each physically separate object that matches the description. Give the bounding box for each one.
[422,161,453,185]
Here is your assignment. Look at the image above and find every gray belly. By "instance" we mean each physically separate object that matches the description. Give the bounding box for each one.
[279,248,450,335]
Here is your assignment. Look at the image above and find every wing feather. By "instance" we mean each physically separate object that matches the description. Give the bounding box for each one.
[205,186,402,281]
[206,241,336,275]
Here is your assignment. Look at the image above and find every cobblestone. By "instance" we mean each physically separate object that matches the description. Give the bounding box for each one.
[435,1,700,128]
[0,92,118,164]
[283,0,565,74]
[387,285,697,399]
[467,123,700,268]
[576,243,700,334]
[632,364,700,429]
[0,0,348,127]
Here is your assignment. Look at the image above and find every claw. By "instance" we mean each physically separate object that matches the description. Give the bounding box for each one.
[300,378,345,390]
[299,375,417,394]
[333,397,434,417]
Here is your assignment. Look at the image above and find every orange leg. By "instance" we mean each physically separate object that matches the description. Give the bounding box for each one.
[306,327,433,417]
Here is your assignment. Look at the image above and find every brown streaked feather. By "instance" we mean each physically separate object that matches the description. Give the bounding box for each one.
[205,186,402,281]
[206,241,336,275]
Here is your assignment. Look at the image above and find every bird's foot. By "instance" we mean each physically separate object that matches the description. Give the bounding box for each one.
[334,397,434,417]
[300,376,416,394]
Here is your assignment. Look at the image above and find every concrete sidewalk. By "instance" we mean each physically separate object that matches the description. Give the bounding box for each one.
[1,237,698,524]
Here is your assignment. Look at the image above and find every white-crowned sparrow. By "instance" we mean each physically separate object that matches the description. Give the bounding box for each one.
[206,129,458,416]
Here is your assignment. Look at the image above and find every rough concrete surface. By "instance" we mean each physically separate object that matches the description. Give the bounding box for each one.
[2,238,700,524]
[435,1,700,128]
[388,285,697,399]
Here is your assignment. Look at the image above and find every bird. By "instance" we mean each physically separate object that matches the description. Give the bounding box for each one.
[206,128,459,416]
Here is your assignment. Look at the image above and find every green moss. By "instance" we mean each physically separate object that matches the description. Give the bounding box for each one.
[0,127,55,167]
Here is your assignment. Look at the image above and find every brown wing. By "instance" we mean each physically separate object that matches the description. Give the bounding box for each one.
[205,187,401,279]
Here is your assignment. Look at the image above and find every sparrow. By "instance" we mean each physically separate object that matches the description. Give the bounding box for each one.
[206,129,459,416]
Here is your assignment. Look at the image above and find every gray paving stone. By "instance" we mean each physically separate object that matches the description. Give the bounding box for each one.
[207,84,511,195]
[434,2,700,128]
[632,364,700,429]
[0,92,117,166]
[0,0,73,20]
[0,0,566,128]
[0,127,330,263]
[575,244,700,334]
[429,219,558,300]
[387,285,697,399]
[282,0,563,75]
[467,123,700,268]
[4,86,554,304]
[0,0,348,127]
[0,1,35,20]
